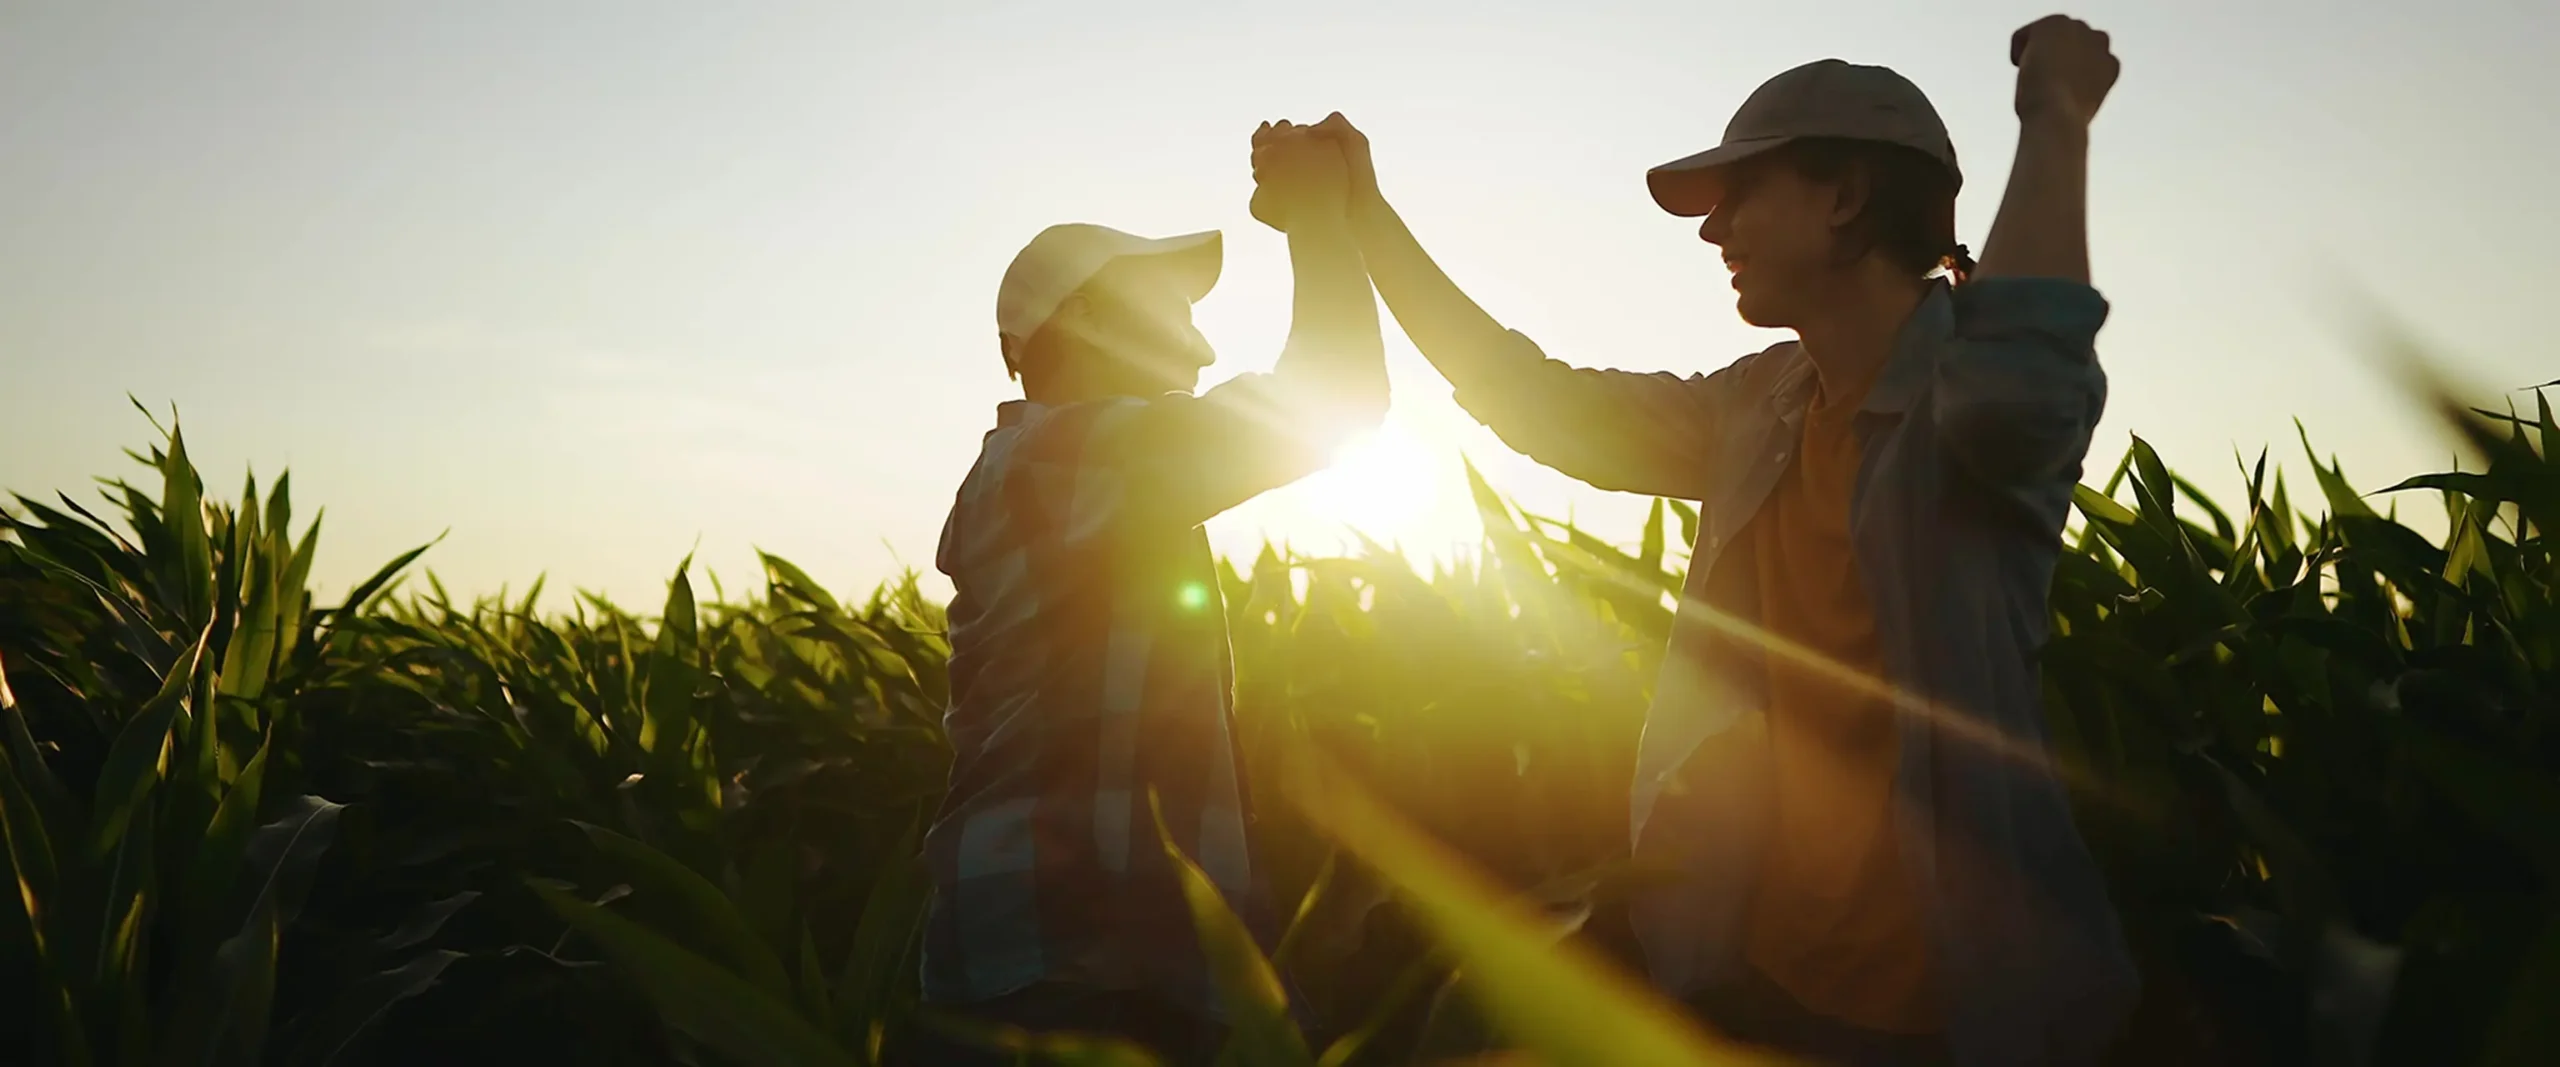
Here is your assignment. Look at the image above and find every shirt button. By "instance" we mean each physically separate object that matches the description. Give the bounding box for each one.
[1775,451,1790,463]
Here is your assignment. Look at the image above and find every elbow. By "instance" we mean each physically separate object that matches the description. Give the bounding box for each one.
[1298,362,1390,452]
[1936,389,2101,489]
[1931,341,2106,488]
[1347,367,1391,429]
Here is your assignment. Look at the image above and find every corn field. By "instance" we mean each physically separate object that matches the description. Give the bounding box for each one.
[2,363,2554,1066]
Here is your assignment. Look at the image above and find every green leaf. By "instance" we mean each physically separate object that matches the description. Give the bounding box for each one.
[2072,484,2140,529]
[1283,747,1777,1067]
[910,1010,1165,1067]
[373,891,481,952]
[760,552,845,615]
[1270,850,1337,973]
[217,532,280,701]
[1666,499,1699,550]
[1145,791,1308,1067]
[93,798,158,1033]
[88,628,207,858]
[180,737,271,960]
[2129,435,2178,520]
[568,820,794,1001]
[1313,956,1443,1067]
[2297,420,2379,519]
[1638,499,1665,573]
[832,816,931,1055]
[333,538,441,622]
[288,950,465,1067]
[1,662,74,861]
[0,723,62,957]
[273,514,321,668]
[210,899,282,1063]
[532,882,860,1067]
[159,426,216,631]
[2393,719,2560,881]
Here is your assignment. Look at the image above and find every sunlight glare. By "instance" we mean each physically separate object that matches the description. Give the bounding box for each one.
[1299,419,1449,543]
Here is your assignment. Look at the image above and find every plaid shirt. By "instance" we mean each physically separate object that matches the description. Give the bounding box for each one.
[923,372,1336,1014]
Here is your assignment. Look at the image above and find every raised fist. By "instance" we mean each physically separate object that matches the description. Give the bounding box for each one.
[1248,117,1350,233]
[2010,15,2119,126]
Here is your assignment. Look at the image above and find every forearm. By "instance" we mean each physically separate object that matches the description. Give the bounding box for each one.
[1973,116,2092,283]
[1347,194,1531,394]
[1275,212,1388,421]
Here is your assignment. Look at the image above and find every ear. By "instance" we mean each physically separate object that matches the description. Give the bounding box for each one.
[1827,165,1873,229]
[1052,291,1094,334]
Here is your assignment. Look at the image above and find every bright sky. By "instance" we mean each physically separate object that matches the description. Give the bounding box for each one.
[4,2,2554,608]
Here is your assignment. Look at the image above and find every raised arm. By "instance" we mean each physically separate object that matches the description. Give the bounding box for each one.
[1254,119,1391,451]
[1016,124,1387,541]
[1314,117,1734,501]
[1973,16,2116,283]
[1936,16,2121,492]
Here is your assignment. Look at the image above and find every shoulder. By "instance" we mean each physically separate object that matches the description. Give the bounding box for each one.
[998,396,1164,469]
[1716,340,1810,400]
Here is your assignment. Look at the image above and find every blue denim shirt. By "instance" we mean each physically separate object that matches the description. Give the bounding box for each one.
[1450,278,2138,1067]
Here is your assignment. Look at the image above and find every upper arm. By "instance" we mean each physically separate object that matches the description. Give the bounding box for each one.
[1450,330,1741,500]
[1008,377,1355,543]
[1934,278,2111,488]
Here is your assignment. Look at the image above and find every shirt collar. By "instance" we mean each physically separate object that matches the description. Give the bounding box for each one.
[995,399,1044,428]
[1762,280,1955,420]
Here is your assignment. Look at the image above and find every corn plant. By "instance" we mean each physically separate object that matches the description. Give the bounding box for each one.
[0,422,456,1066]
[4,363,2555,1066]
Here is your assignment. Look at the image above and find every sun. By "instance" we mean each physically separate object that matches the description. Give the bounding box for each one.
[1215,415,1480,563]
[1304,421,1443,533]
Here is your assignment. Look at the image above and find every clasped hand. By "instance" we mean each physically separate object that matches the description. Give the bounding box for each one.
[1248,114,1355,233]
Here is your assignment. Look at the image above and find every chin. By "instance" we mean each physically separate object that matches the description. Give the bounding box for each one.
[1733,291,1789,330]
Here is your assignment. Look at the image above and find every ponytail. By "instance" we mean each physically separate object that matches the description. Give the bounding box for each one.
[1943,242,1976,286]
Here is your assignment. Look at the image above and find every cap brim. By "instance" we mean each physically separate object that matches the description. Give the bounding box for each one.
[1115,229,1224,303]
[1645,136,1794,217]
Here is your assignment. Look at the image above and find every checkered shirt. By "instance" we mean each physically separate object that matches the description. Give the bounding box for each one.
[922,373,1332,1015]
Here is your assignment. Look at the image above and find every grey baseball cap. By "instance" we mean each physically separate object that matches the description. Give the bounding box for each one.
[1647,59,1961,217]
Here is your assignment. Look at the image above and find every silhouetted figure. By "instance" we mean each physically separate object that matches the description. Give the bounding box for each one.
[1273,16,2135,1067]
[900,123,1384,1066]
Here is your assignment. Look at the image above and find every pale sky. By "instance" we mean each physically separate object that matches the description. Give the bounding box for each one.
[4,2,2553,608]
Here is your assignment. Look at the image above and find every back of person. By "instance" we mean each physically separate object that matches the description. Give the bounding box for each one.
[899,119,1385,1067]
[925,398,1259,1012]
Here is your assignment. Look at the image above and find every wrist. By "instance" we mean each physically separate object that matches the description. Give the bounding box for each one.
[2016,108,2093,145]
[1284,203,1354,240]
[1346,188,1393,234]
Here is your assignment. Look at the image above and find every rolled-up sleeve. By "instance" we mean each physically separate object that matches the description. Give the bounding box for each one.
[1935,279,2111,490]
[1449,330,1736,501]
[1008,375,1348,544]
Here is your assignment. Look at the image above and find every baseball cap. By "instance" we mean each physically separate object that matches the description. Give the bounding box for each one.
[1646,59,1961,218]
[995,223,1222,349]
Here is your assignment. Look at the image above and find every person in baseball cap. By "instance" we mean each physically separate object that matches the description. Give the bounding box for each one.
[907,118,1384,1066]
[991,222,1224,396]
[1271,16,2138,1065]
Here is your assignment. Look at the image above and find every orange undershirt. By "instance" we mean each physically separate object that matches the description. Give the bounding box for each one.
[1740,368,1939,1036]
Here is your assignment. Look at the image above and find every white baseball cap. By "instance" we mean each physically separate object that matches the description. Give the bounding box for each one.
[995,223,1223,350]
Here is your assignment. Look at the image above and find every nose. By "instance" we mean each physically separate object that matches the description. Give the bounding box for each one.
[1697,211,1729,247]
